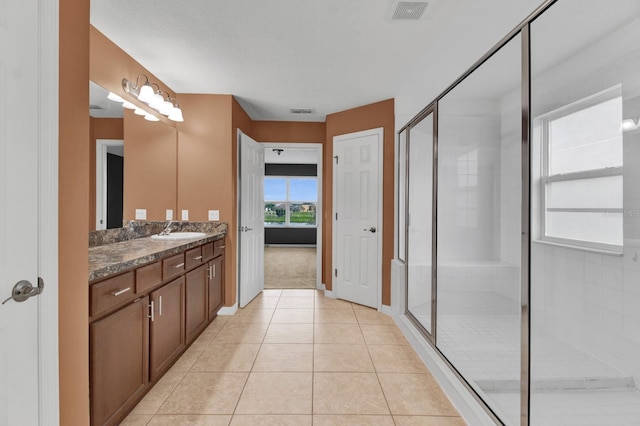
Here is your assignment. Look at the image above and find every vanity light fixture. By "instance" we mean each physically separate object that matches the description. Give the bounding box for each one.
[621,118,639,131]
[120,74,185,122]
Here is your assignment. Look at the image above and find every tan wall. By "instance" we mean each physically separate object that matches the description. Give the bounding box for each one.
[124,110,178,221]
[252,121,325,143]
[89,117,124,231]
[90,26,177,122]
[176,94,239,305]
[325,99,395,306]
[59,0,90,424]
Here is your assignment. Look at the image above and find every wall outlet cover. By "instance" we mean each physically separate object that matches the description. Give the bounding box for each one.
[181,210,189,220]
[166,209,174,220]
[135,209,147,220]
[208,210,220,221]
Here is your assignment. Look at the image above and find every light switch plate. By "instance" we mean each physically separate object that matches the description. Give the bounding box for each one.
[208,210,220,221]
[181,210,189,221]
[135,209,147,220]
[165,209,173,220]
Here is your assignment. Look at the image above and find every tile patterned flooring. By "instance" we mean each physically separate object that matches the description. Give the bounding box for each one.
[121,289,467,425]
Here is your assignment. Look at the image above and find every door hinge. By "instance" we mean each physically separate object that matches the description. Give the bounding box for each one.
[334,155,339,164]
[335,212,338,220]
[334,268,337,277]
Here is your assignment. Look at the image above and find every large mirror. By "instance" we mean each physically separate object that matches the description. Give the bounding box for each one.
[89,81,178,230]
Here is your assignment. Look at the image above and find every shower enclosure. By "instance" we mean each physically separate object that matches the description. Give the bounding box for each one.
[399,1,640,424]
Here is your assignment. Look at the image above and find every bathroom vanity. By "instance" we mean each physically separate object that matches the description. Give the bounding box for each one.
[88,223,226,426]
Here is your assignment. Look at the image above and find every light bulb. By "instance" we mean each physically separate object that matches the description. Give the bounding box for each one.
[149,93,165,110]
[107,92,124,103]
[144,114,160,122]
[122,101,136,110]
[621,119,638,131]
[159,101,174,116]
[168,106,184,122]
[137,83,155,103]
[134,108,146,116]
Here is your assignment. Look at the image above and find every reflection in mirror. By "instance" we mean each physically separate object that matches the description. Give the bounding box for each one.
[90,81,124,230]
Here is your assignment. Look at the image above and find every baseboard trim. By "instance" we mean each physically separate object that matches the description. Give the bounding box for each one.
[379,304,394,316]
[323,289,335,299]
[217,304,238,316]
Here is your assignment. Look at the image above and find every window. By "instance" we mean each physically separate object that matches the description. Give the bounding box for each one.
[540,86,623,250]
[264,177,317,227]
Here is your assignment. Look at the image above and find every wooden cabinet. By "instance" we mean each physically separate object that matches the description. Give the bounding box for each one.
[208,254,224,321]
[90,237,226,426]
[186,264,208,344]
[149,277,185,382]
[90,296,149,426]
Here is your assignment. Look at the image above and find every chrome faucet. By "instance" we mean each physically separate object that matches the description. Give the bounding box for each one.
[160,221,175,235]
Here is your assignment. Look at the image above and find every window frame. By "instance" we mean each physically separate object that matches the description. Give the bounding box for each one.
[539,86,623,252]
[264,176,318,228]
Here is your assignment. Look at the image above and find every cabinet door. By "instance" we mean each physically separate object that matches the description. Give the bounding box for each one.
[90,297,149,426]
[149,277,185,382]
[185,264,208,344]
[208,255,224,321]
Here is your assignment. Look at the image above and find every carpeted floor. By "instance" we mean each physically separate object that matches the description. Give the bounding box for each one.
[264,246,317,289]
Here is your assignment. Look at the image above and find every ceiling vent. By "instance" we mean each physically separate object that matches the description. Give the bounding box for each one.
[89,104,103,110]
[392,1,428,20]
[290,108,315,114]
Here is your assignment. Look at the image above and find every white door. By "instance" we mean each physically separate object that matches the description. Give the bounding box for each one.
[333,128,383,308]
[1,0,58,424]
[96,139,125,230]
[238,132,265,307]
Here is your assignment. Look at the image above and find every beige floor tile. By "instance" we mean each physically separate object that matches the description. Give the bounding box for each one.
[276,296,314,309]
[378,373,459,416]
[351,303,374,310]
[281,289,317,298]
[313,373,390,415]
[264,323,314,343]
[147,414,232,425]
[368,345,429,373]
[262,289,283,297]
[314,324,365,344]
[212,323,268,343]
[184,336,212,356]
[157,372,248,415]
[191,343,260,372]
[235,372,313,414]
[156,370,186,389]
[315,296,354,309]
[197,320,225,340]
[244,296,280,309]
[354,309,395,325]
[313,344,374,372]
[313,415,395,425]
[393,415,467,425]
[226,308,275,324]
[119,414,152,425]
[360,324,409,345]
[231,415,312,425]
[253,344,313,371]
[130,384,175,415]
[271,308,314,323]
[167,351,200,374]
[314,309,357,324]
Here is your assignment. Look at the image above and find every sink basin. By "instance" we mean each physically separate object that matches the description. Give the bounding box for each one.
[150,232,206,241]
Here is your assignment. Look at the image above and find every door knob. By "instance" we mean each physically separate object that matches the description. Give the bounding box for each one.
[2,278,44,305]
[364,227,377,233]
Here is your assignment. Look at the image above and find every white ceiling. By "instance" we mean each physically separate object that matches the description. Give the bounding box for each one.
[90,0,544,123]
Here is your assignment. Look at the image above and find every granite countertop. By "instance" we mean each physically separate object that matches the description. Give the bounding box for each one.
[89,231,226,283]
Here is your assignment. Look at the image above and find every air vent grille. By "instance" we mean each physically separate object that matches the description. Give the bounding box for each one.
[89,104,103,110]
[392,1,428,20]
[290,108,315,114]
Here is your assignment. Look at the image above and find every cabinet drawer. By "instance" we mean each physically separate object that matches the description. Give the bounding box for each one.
[162,253,185,280]
[213,239,226,258]
[136,261,162,294]
[185,246,203,270]
[202,243,214,261]
[90,271,135,317]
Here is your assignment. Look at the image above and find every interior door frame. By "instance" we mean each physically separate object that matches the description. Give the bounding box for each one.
[331,127,384,310]
[38,0,60,420]
[95,139,124,230]
[261,142,323,290]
